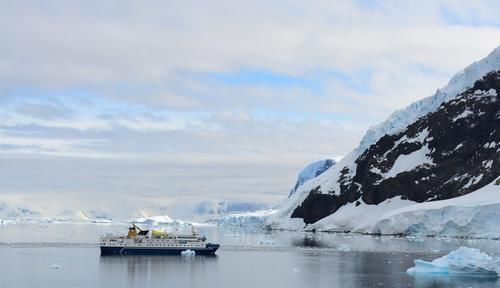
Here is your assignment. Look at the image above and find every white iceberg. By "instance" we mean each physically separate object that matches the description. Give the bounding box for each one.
[180,249,196,256]
[407,247,500,277]
[337,244,351,252]
[259,239,276,246]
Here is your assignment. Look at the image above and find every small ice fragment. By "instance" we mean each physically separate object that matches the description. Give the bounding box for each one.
[292,268,300,273]
[50,264,61,269]
[337,244,351,252]
[260,240,275,245]
[181,249,196,256]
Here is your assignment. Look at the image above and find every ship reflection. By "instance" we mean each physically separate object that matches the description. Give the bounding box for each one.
[99,255,218,287]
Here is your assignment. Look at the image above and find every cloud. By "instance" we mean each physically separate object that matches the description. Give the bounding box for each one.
[1,1,500,216]
[15,102,73,120]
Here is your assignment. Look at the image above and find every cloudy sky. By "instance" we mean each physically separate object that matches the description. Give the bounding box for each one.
[1,1,500,218]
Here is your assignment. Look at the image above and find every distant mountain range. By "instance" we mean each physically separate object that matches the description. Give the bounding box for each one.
[0,200,273,226]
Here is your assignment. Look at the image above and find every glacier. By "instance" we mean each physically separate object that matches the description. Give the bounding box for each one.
[290,177,500,238]
[368,178,500,238]
[217,209,277,227]
[407,247,500,277]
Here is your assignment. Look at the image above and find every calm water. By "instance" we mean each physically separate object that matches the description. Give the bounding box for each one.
[1,223,500,288]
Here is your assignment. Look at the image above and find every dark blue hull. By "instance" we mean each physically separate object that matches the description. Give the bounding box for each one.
[100,244,220,256]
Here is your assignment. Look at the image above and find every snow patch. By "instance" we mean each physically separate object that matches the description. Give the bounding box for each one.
[452,110,474,122]
[305,197,416,232]
[385,145,433,179]
[454,143,463,151]
[463,174,483,189]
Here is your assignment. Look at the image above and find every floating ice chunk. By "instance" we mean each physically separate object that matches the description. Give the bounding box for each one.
[407,247,500,277]
[260,239,276,246]
[50,264,61,269]
[337,244,351,252]
[180,249,196,256]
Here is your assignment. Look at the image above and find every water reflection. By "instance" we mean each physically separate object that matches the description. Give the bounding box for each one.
[3,224,500,288]
[412,275,499,288]
[291,234,326,248]
[99,255,218,287]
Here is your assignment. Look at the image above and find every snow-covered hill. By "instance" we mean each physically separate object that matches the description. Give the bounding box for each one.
[267,46,500,237]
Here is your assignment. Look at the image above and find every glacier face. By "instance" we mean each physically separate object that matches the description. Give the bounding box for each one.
[368,179,500,238]
[217,210,277,227]
[268,46,500,236]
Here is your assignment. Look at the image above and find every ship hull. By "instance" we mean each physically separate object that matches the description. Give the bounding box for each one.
[100,244,220,256]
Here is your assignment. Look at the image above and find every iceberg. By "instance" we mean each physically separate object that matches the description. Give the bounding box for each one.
[407,247,500,277]
[180,249,196,257]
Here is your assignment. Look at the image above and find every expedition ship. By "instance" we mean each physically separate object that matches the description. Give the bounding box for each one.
[100,224,220,255]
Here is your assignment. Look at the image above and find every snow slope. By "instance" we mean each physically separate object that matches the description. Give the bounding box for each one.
[305,197,416,232]
[359,46,500,153]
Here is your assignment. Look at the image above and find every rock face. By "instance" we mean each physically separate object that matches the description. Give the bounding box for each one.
[292,71,500,225]
[269,46,500,230]
[289,159,336,197]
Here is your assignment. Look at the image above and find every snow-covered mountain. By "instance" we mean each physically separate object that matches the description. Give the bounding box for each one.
[289,159,336,197]
[267,46,500,237]
[0,203,39,219]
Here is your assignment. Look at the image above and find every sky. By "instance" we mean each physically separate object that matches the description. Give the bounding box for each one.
[1,0,500,218]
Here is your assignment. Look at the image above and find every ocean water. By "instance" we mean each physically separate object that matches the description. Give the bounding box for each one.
[1,223,500,288]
